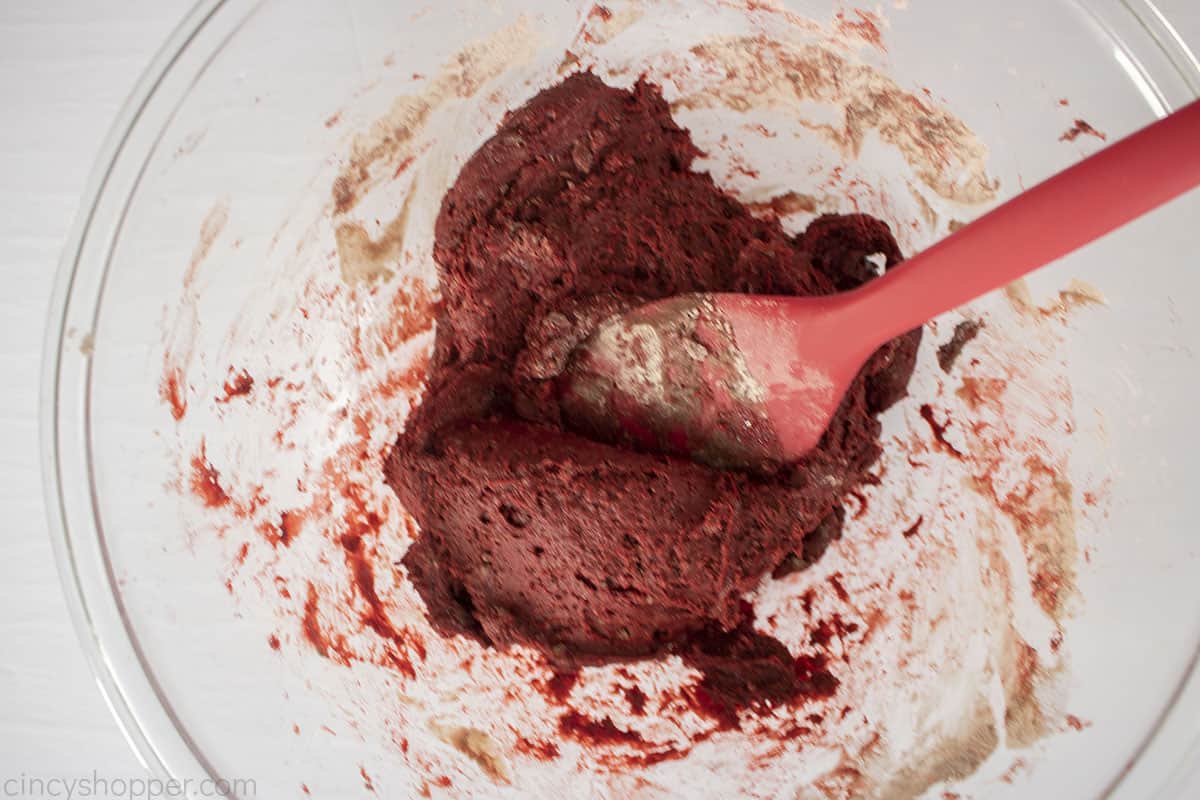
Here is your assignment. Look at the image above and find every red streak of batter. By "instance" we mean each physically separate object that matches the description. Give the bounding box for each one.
[190,442,229,508]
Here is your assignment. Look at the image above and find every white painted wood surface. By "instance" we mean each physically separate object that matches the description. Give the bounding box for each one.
[0,0,1196,790]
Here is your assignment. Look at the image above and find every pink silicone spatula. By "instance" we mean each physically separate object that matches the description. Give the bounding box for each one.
[562,99,1200,469]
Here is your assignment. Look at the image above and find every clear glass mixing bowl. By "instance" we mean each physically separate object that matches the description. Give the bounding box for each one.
[42,0,1200,797]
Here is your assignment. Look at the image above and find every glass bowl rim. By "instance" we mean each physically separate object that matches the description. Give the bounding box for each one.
[37,0,1200,794]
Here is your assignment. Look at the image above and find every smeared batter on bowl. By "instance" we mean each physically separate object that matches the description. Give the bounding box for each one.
[385,73,921,711]
[157,4,1096,796]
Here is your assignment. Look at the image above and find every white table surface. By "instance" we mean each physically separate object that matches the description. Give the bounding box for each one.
[1,0,1198,794]
[1,0,193,788]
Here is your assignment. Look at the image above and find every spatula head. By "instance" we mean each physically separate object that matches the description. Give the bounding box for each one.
[558,294,786,471]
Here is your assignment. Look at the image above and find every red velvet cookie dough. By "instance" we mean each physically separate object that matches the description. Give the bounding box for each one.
[385,73,920,712]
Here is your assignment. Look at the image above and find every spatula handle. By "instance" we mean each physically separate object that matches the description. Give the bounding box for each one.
[846,98,1200,344]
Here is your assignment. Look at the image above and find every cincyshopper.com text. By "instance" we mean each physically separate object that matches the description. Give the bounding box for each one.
[2,773,256,800]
